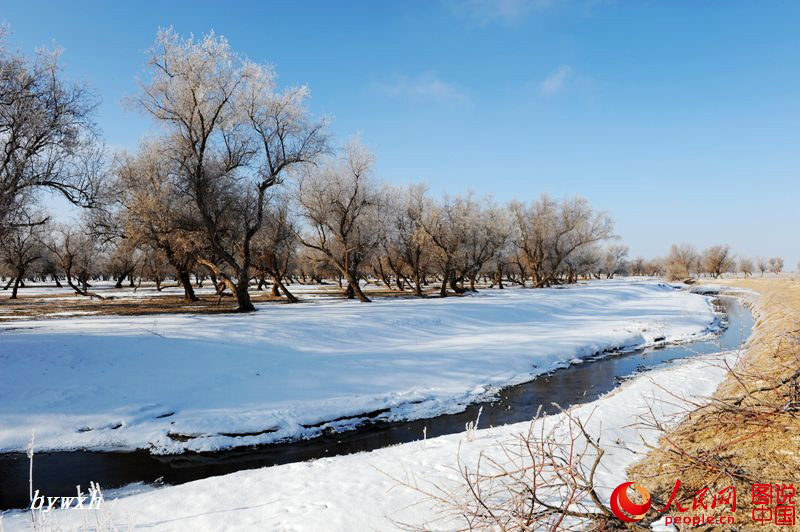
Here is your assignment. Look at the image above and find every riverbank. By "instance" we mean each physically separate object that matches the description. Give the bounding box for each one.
[630,278,800,530]
[0,280,716,455]
[0,333,745,530]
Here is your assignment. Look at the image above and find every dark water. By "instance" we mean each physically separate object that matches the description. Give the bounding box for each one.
[0,296,753,510]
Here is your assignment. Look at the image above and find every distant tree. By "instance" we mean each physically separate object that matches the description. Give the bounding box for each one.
[768,257,784,275]
[295,141,382,302]
[563,244,602,282]
[45,223,104,299]
[138,247,171,291]
[0,213,45,298]
[756,257,769,277]
[510,195,614,287]
[251,194,300,303]
[602,245,629,279]
[645,257,666,277]
[380,184,431,296]
[666,243,698,281]
[419,194,473,297]
[630,256,646,276]
[738,257,754,278]
[701,244,735,279]
[112,145,201,302]
[456,197,509,291]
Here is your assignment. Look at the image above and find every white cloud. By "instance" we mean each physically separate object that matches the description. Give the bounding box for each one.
[539,65,572,95]
[450,0,557,25]
[376,72,468,104]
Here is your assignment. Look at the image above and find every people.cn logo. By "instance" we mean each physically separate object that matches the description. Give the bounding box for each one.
[610,482,651,522]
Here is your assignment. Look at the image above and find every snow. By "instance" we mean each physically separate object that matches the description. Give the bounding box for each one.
[0,348,740,531]
[0,280,718,454]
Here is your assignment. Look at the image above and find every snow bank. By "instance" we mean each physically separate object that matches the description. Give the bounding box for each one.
[0,348,740,531]
[0,280,716,454]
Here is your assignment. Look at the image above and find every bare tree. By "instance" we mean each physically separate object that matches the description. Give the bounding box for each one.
[756,256,769,277]
[0,213,45,298]
[510,195,614,287]
[252,194,300,302]
[665,243,698,280]
[394,408,613,531]
[601,244,629,279]
[420,194,472,297]
[136,29,326,311]
[563,244,601,282]
[768,256,784,274]
[45,223,105,299]
[0,31,103,233]
[111,146,202,301]
[295,141,381,302]
[380,184,430,296]
[629,256,646,276]
[738,256,753,278]
[460,200,510,291]
[700,244,735,279]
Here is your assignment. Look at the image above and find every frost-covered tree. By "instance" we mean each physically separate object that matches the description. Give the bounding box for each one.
[738,257,753,278]
[510,195,614,287]
[112,145,201,301]
[768,257,784,275]
[629,256,646,276]
[645,257,666,277]
[45,223,103,298]
[251,194,300,302]
[0,30,103,234]
[0,213,45,298]
[701,244,735,279]
[666,243,698,280]
[295,141,381,302]
[136,29,326,311]
[380,184,431,295]
[601,244,629,279]
[756,257,769,277]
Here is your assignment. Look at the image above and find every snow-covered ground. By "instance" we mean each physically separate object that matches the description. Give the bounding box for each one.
[0,348,740,531]
[0,280,717,454]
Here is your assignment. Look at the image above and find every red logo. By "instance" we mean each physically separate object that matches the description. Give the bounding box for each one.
[611,482,651,522]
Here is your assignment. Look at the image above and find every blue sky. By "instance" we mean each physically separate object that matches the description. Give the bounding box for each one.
[2,0,798,267]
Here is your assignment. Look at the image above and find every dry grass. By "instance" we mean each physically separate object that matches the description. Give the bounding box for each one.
[630,278,800,530]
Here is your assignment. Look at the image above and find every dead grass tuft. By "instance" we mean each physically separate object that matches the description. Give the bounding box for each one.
[630,278,800,531]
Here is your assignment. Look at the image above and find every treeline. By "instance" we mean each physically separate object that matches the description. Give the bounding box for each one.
[1,30,789,311]
[658,244,785,281]
[0,29,628,311]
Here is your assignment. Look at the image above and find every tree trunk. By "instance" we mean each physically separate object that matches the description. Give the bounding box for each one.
[10,276,21,299]
[235,270,255,312]
[344,272,370,302]
[274,276,299,303]
[178,270,199,302]
[449,271,466,294]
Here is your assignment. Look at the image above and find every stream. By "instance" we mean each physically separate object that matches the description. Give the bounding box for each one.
[0,295,753,510]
